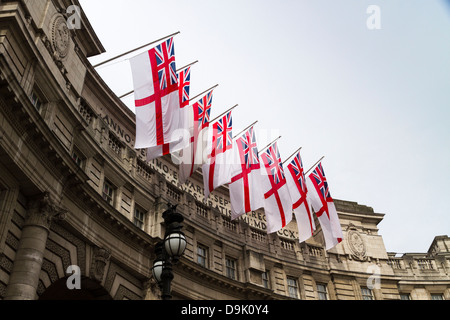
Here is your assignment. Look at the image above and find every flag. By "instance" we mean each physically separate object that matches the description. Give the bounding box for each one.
[229,126,264,220]
[285,151,316,242]
[306,161,343,250]
[178,90,214,184]
[145,66,192,160]
[178,66,191,108]
[129,37,185,156]
[202,110,233,198]
[259,141,292,234]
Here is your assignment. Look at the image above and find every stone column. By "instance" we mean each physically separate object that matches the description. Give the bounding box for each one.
[4,192,66,300]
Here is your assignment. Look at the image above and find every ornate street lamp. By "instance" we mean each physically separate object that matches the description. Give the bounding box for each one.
[151,204,187,300]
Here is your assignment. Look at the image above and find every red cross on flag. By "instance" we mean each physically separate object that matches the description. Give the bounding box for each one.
[285,151,316,243]
[145,66,192,160]
[178,90,214,184]
[306,161,343,250]
[202,110,233,198]
[259,141,293,234]
[229,126,264,220]
[129,37,186,157]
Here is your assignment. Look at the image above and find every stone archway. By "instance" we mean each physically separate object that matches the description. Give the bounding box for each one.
[39,276,113,300]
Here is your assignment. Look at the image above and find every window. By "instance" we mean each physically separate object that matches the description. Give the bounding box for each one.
[262,271,270,289]
[317,283,328,300]
[431,294,444,300]
[361,287,374,300]
[287,277,299,299]
[197,244,208,268]
[225,257,237,280]
[133,206,146,230]
[71,149,84,168]
[102,180,115,205]
[400,293,411,300]
[30,91,42,112]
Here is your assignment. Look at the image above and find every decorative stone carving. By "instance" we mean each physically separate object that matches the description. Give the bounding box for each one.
[52,15,70,59]
[41,34,52,52]
[26,192,67,231]
[90,247,111,283]
[347,228,367,261]
[25,15,32,26]
[143,277,160,298]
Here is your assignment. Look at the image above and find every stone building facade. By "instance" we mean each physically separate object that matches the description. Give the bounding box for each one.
[0,0,448,300]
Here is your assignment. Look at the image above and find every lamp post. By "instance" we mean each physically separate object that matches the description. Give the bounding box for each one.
[151,204,187,300]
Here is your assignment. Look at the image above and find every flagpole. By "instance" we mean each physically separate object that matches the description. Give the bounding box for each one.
[305,156,325,176]
[178,60,199,71]
[190,84,219,102]
[118,90,135,100]
[93,31,181,68]
[282,147,303,165]
[259,136,282,152]
[233,121,258,139]
[210,104,238,123]
[117,60,199,99]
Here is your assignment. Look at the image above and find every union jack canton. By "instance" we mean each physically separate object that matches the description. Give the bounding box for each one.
[238,127,259,170]
[195,91,213,130]
[262,143,286,187]
[154,38,177,91]
[213,112,233,155]
[310,163,332,203]
[178,67,191,108]
[289,153,307,196]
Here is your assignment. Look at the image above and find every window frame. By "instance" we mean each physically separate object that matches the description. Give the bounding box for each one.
[262,271,270,289]
[102,179,115,205]
[400,293,411,300]
[225,257,237,280]
[71,147,85,168]
[361,287,374,300]
[317,283,328,300]
[133,206,146,230]
[197,244,208,268]
[30,90,43,112]
[431,293,444,300]
[287,277,299,299]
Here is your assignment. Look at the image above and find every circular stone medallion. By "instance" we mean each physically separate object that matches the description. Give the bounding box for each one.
[52,16,70,59]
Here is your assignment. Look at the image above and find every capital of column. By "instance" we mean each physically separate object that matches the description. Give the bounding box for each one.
[25,192,67,231]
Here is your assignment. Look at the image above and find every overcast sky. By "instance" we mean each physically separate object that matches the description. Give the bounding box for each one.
[79,0,450,254]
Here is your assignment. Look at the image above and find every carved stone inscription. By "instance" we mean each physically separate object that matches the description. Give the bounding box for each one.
[147,157,299,240]
[99,110,299,240]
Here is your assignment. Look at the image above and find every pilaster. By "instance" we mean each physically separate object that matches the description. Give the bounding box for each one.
[4,192,67,300]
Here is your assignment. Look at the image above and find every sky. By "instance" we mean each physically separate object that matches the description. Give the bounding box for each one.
[79,0,450,254]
